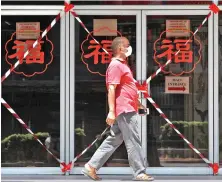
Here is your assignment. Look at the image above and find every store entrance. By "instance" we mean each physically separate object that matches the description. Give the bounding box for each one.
[70,8,214,175]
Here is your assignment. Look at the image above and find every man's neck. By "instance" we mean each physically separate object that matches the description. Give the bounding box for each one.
[113,55,126,62]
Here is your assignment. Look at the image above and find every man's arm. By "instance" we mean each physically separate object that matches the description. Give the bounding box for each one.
[108,84,117,113]
[106,62,122,125]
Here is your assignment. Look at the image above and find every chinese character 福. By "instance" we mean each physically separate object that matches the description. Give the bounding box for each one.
[84,40,112,64]
[157,39,193,63]
[174,39,193,63]
[8,40,44,64]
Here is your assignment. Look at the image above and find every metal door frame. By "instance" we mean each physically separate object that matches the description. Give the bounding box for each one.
[69,9,142,175]
[1,6,66,174]
[215,6,221,175]
[141,9,214,175]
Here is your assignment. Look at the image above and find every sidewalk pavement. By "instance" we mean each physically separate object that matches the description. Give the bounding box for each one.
[1,175,222,182]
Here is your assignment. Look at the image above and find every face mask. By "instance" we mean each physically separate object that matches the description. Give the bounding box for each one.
[125,46,132,57]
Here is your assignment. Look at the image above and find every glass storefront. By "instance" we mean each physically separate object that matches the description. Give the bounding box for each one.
[1,15,61,167]
[1,3,221,175]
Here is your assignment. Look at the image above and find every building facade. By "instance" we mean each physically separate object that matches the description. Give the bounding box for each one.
[1,0,222,175]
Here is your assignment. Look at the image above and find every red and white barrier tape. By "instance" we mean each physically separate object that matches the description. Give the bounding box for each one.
[69,7,109,54]
[136,78,219,174]
[63,126,110,172]
[2,93,110,172]
[1,3,74,83]
[145,94,219,175]
[1,98,68,172]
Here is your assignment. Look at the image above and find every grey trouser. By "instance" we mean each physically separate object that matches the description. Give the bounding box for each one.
[88,111,147,177]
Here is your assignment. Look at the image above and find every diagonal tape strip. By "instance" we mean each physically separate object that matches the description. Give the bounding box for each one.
[62,126,110,172]
[145,94,219,175]
[1,98,69,172]
[135,82,219,174]
[70,10,109,54]
[135,80,219,175]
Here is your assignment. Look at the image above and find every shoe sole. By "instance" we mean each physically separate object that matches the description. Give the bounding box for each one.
[81,169,101,181]
[133,177,154,181]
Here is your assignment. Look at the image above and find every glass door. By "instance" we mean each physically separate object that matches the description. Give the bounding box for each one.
[141,9,214,175]
[69,9,142,174]
[1,7,66,174]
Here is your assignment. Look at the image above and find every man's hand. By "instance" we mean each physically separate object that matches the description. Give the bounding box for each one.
[138,100,146,109]
[138,100,147,116]
[106,111,116,126]
[138,104,146,110]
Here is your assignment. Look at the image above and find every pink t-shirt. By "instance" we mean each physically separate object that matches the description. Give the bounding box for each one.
[106,59,138,117]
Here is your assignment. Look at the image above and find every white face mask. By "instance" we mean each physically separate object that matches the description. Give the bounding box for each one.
[125,46,132,57]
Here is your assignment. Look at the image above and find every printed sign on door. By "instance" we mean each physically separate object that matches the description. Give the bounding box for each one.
[165,76,189,94]
[16,22,40,40]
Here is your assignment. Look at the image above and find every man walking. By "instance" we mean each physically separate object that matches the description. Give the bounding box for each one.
[82,37,154,181]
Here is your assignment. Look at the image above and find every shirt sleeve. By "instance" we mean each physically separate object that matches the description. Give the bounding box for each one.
[106,62,123,85]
